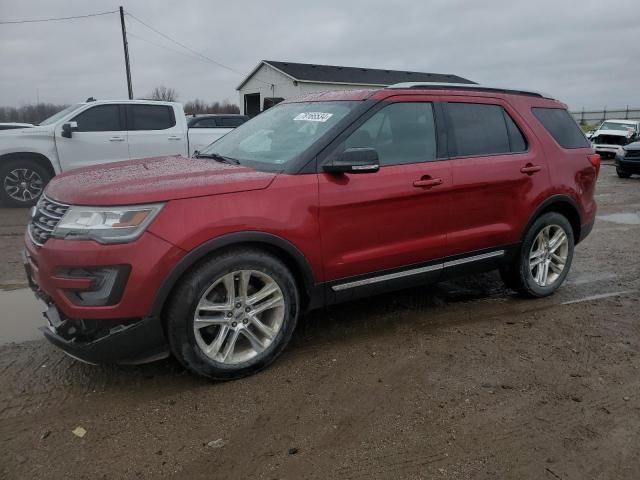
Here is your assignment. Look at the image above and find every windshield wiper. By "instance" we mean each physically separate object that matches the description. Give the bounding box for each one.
[195,152,240,165]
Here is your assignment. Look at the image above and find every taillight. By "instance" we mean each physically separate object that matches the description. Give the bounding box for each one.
[588,153,601,176]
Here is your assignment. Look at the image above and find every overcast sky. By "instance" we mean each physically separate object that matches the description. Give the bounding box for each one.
[0,0,638,111]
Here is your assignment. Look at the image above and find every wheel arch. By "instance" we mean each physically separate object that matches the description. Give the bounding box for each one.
[523,195,583,244]
[0,152,56,178]
[151,231,321,318]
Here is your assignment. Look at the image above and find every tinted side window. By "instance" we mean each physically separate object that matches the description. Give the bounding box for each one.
[220,117,245,127]
[341,102,437,166]
[447,103,510,156]
[72,105,121,132]
[129,105,175,131]
[191,118,218,128]
[532,108,590,149]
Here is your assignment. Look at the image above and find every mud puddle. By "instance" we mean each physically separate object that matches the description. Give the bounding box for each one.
[0,288,47,344]
[597,212,640,225]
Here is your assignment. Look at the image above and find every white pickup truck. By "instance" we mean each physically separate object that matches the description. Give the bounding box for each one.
[0,99,245,206]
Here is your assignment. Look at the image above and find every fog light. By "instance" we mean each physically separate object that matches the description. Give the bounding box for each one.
[59,265,130,306]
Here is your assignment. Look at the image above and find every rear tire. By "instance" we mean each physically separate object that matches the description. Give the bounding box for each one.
[0,159,51,207]
[616,167,632,179]
[500,212,574,298]
[165,248,299,380]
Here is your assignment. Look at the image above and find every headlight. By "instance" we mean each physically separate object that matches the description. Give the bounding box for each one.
[53,203,164,244]
[616,146,626,157]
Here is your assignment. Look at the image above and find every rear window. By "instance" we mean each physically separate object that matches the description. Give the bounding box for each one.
[532,107,590,149]
[129,105,175,131]
[446,103,527,157]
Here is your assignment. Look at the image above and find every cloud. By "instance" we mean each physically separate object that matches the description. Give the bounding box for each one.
[0,0,637,110]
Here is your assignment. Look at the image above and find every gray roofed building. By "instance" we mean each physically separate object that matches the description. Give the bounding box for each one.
[237,60,475,117]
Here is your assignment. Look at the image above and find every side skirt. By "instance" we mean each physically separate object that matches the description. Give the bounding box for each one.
[316,244,519,308]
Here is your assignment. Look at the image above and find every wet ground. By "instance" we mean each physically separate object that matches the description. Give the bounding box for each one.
[1,163,639,479]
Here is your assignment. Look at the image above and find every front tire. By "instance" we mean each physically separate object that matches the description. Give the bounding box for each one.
[165,248,299,380]
[616,167,632,179]
[0,159,51,207]
[500,212,574,298]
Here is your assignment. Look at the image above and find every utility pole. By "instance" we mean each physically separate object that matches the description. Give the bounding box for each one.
[119,6,133,99]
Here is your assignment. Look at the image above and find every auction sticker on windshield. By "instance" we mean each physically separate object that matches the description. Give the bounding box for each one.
[293,112,334,122]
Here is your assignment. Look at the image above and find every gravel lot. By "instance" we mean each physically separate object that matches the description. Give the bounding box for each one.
[1,163,639,479]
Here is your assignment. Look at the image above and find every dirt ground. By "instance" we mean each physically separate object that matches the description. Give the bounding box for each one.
[1,163,639,479]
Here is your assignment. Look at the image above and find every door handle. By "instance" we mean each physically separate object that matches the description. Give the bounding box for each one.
[168,135,182,141]
[109,136,125,142]
[520,164,541,175]
[413,176,443,188]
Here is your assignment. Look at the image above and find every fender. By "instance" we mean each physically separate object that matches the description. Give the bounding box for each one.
[150,231,320,317]
[521,194,583,243]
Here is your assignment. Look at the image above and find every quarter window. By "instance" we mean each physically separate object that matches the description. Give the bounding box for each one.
[532,107,590,149]
[72,105,122,132]
[128,105,175,131]
[340,102,437,166]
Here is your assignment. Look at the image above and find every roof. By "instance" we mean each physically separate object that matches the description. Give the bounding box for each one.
[236,60,475,90]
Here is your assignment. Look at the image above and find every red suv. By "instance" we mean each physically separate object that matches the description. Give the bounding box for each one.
[24,83,599,379]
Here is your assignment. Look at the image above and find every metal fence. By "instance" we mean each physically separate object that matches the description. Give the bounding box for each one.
[571,107,640,125]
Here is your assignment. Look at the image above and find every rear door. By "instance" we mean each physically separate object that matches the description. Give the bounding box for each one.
[55,103,129,171]
[443,99,549,257]
[126,104,187,159]
[318,98,452,293]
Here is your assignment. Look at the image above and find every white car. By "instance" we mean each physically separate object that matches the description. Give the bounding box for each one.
[0,100,239,206]
[588,119,640,158]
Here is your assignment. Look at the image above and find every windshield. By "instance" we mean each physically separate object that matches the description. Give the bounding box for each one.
[199,101,358,169]
[599,121,638,132]
[38,103,84,126]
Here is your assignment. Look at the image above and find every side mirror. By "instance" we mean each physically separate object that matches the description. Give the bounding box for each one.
[323,147,380,174]
[61,121,78,138]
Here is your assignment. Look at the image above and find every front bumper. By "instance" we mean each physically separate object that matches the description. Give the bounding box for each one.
[615,155,640,173]
[23,230,185,364]
[41,302,168,364]
[592,144,621,155]
[24,231,185,320]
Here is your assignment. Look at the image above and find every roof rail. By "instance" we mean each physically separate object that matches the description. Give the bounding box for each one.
[387,82,554,99]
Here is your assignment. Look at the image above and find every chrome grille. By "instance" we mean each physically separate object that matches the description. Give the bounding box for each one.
[28,195,69,247]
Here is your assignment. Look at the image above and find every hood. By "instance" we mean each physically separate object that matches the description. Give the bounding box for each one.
[45,156,277,206]
[592,129,631,138]
[0,126,53,137]
[623,141,640,151]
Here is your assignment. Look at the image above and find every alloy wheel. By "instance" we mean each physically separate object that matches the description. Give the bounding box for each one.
[193,270,285,364]
[529,224,569,287]
[4,168,43,202]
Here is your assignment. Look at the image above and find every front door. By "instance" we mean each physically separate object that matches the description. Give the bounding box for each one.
[318,100,452,290]
[55,104,129,171]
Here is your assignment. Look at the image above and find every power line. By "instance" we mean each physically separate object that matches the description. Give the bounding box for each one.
[125,11,243,75]
[124,10,274,88]
[127,31,209,64]
[0,10,117,25]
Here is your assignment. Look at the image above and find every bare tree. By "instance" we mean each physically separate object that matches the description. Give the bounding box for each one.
[0,103,69,124]
[183,99,240,115]
[147,86,178,102]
